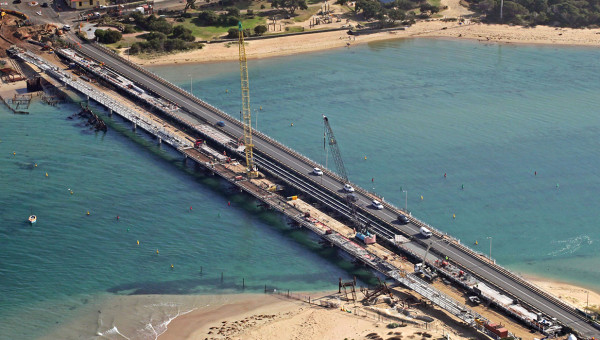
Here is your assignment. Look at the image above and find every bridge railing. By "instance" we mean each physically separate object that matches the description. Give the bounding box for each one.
[80,43,590,335]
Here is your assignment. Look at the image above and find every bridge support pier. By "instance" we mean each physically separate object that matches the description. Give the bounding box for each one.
[158,138,162,144]
[108,109,112,117]
[132,123,136,131]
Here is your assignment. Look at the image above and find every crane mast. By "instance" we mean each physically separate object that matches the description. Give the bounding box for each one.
[323,115,348,182]
[238,22,258,178]
[323,115,365,232]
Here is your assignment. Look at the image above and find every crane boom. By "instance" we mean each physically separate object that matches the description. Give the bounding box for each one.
[323,115,348,182]
[323,115,367,233]
[238,22,258,178]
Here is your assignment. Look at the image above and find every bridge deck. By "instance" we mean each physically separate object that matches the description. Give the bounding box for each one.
[11,43,600,339]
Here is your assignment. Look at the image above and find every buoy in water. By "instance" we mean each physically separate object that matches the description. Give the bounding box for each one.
[225,89,228,93]
[227,201,230,206]
[444,173,447,178]
[364,156,367,160]
[34,163,37,167]
[116,215,119,220]
[189,206,192,211]
[291,123,294,127]
[171,264,174,269]
[475,240,478,245]
[45,172,48,177]
[421,195,423,200]
[86,211,90,215]
[453,214,456,219]
[259,106,262,110]
[156,249,159,254]
[12,152,15,155]
[556,183,560,188]
[534,171,537,176]
[461,184,464,190]
[137,240,139,245]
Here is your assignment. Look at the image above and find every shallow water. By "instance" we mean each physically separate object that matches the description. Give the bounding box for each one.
[3,37,600,339]
[0,99,366,339]
[150,38,600,291]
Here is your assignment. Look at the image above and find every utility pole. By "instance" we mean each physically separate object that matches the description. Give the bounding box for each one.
[190,75,193,94]
[500,0,504,21]
[402,189,408,212]
[487,236,493,262]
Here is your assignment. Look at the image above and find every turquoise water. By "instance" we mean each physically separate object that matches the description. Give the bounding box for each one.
[0,99,365,338]
[3,37,600,339]
[151,38,600,291]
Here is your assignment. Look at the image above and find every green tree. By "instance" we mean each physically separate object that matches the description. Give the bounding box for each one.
[271,0,308,15]
[225,7,240,17]
[227,27,239,38]
[197,10,218,25]
[254,24,268,35]
[149,19,173,34]
[164,38,187,51]
[387,8,406,23]
[355,0,381,19]
[183,0,196,14]
[94,29,122,44]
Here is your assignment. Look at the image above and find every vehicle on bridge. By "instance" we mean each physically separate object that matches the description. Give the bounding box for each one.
[420,226,432,238]
[343,183,354,192]
[62,24,71,31]
[216,121,225,127]
[397,214,410,225]
[312,167,323,176]
[371,200,383,210]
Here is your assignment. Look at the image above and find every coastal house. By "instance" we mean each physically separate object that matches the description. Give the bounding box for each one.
[70,0,107,10]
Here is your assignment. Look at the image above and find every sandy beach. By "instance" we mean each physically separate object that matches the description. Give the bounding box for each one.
[156,277,600,340]
[128,21,600,66]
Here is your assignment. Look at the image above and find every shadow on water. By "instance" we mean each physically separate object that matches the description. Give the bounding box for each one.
[82,104,382,293]
[107,267,378,295]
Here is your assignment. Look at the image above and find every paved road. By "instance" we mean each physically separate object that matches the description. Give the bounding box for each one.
[69,41,599,338]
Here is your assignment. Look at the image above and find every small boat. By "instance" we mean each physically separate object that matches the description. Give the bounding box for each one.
[28,215,37,224]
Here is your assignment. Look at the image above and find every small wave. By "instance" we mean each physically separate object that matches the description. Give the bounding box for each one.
[153,308,196,339]
[96,326,131,340]
[548,235,593,257]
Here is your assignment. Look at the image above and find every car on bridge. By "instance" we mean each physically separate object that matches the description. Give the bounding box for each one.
[371,200,383,210]
[216,121,225,127]
[397,214,409,225]
[312,167,323,176]
[347,193,358,202]
[343,183,354,192]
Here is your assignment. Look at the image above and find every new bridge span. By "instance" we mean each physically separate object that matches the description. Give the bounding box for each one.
[70,41,599,339]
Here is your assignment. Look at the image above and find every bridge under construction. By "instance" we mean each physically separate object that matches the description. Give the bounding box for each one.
[8,41,600,340]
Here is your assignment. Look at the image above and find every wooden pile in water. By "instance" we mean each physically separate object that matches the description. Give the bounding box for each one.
[75,104,107,132]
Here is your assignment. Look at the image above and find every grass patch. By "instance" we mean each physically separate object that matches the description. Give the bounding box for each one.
[428,0,441,7]
[105,35,145,50]
[178,16,267,40]
[293,5,322,22]
[284,25,304,32]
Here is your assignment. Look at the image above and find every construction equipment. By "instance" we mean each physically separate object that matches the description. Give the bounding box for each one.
[323,115,348,182]
[360,277,393,304]
[322,115,374,241]
[322,115,373,241]
[414,241,438,281]
[238,22,258,178]
[339,277,357,301]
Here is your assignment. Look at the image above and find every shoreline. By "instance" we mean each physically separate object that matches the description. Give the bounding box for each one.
[129,21,600,66]
[157,275,600,339]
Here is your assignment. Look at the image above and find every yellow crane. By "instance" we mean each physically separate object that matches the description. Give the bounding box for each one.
[238,22,258,178]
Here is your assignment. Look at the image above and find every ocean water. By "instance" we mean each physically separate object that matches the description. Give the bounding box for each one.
[3,37,600,339]
[0,99,368,339]
[150,38,600,291]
